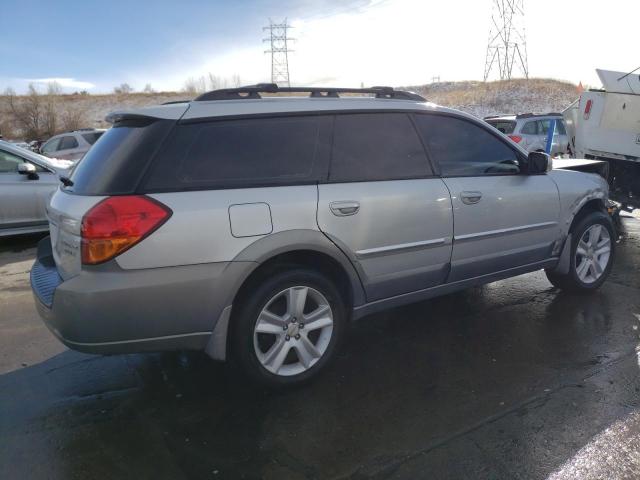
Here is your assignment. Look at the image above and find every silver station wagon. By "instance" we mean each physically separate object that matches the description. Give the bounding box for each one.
[31,85,614,387]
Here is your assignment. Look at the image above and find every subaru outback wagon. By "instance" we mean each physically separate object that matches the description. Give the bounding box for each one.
[31,85,614,387]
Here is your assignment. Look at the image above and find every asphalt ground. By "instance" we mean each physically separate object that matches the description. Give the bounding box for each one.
[1,214,640,479]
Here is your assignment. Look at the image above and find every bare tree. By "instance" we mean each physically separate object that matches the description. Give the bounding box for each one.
[114,83,133,94]
[143,83,155,94]
[232,74,242,87]
[6,84,43,140]
[183,76,207,95]
[61,105,86,131]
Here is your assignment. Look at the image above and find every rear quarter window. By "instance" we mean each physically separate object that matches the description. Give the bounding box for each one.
[68,119,175,195]
[144,115,332,191]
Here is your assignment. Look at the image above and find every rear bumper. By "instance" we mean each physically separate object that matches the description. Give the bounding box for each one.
[31,236,254,355]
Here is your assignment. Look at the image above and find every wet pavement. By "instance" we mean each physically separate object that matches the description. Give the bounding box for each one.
[1,215,640,480]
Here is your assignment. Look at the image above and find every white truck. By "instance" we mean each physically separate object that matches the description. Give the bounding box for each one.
[564,68,640,211]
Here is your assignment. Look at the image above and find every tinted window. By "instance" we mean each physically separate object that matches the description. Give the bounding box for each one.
[82,132,104,145]
[414,114,521,176]
[69,119,175,195]
[58,136,79,150]
[556,120,567,135]
[520,121,537,134]
[486,120,516,134]
[145,116,331,190]
[329,113,431,182]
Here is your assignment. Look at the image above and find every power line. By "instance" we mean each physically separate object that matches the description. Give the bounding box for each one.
[483,0,529,81]
[263,19,294,87]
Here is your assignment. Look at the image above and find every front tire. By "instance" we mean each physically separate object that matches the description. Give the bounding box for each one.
[231,269,346,387]
[546,211,615,292]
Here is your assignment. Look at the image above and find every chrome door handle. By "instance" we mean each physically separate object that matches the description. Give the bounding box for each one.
[460,191,482,205]
[330,201,360,216]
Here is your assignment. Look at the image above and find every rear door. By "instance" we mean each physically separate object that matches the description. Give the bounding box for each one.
[317,113,453,301]
[413,113,560,282]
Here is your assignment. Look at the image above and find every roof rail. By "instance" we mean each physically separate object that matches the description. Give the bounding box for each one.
[194,83,426,102]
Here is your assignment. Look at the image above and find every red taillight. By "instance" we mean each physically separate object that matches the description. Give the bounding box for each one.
[508,135,522,143]
[81,195,171,265]
[584,99,593,120]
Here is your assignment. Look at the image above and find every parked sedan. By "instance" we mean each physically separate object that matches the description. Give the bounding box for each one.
[0,140,72,236]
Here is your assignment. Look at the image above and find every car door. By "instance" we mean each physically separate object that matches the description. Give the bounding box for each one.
[413,113,560,282]
[0,149,58,231]
[317,112,454,301]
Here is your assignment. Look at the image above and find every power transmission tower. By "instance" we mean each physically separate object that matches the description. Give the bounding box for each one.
[263,19,294,87]
[483,0,529,81]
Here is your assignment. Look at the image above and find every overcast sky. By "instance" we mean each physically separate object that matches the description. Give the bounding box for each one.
[1,0,638,93]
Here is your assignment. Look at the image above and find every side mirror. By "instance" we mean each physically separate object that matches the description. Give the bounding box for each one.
[18,162,39,180]
[527,151,552,174]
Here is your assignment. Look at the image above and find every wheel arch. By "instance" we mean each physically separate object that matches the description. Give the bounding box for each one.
[205,230,366,361]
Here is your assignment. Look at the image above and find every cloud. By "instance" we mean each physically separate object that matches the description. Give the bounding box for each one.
[26,77,96,90]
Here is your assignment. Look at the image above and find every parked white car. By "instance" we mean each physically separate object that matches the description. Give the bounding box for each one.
[0,140,72,236]
[40,129,105,162]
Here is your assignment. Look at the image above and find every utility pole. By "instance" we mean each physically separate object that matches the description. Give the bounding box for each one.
[483,0,529,81]
[263,19,294,87]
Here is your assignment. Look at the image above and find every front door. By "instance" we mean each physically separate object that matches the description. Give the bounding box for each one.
[0,149,57,231]
[317,113,453,301]
[413,113,560,282]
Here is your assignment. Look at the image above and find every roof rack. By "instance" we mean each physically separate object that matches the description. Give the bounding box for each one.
[194,83,426,102]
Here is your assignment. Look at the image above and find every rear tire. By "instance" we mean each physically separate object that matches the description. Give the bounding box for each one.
[546,211,615,292]
[231,268,346,388]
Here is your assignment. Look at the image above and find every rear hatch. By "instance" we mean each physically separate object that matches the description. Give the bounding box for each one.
[46,112,182,279]
[485,119,516,135]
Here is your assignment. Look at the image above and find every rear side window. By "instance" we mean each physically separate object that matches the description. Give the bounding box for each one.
[68,119,175,195]
[58,136,79,150]
[329,113,431,182]
[414,114,521,176]
[520,121,537,134]
[145,116,331,191]
[82,132,104,145]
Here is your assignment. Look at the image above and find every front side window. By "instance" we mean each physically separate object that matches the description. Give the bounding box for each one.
[329,113,431,182]
[0,150,24,173]
[414,114,521,176]
[58,136,79,150]
[145,116,330,190]
[41,138,60,154]
[0,150,45,173]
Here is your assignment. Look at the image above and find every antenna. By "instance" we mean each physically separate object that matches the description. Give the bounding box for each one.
[483,0,529,81]
[263,19,294,87]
